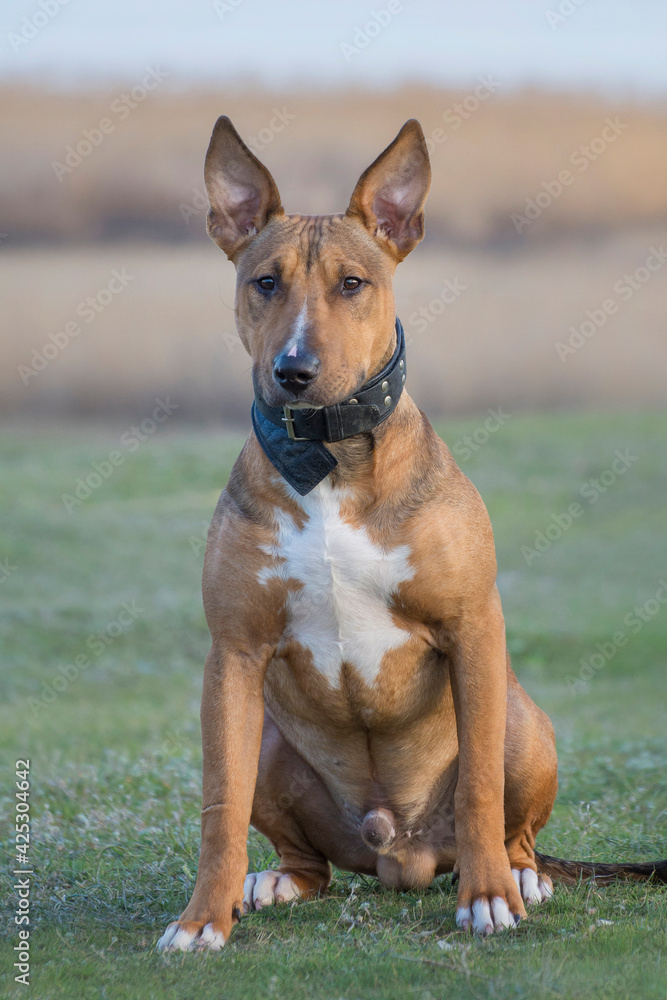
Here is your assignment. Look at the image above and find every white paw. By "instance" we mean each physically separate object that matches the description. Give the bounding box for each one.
[157,921,226,952]
[512,867,553,906]
[456,896,519,935]
[243,870,301,913]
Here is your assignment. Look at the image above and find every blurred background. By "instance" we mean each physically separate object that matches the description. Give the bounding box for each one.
[2,0,666,422]
[2,6,667,996]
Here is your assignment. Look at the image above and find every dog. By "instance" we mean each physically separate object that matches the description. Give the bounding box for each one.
[158,117,665,951]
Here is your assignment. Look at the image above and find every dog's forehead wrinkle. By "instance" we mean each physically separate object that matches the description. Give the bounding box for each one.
[239,210,388,291]
[241,213,389,277]
[240,240,298,279]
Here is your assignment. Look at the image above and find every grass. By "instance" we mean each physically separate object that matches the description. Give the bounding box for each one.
[1,411,666,999]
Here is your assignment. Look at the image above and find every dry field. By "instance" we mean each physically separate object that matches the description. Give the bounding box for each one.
[3,84,667,245]
[3,231,667,421]
[1,84,666,419]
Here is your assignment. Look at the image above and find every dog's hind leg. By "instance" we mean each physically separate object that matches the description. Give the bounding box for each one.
[245,711,375,912]
[502,672,559,908]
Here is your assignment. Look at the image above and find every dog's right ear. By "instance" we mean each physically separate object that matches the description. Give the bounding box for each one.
[346,119,431,262]
[204,116,284,259]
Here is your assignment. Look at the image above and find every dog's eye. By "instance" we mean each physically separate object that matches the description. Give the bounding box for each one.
[256,276,276,291]
[343,277,362,291]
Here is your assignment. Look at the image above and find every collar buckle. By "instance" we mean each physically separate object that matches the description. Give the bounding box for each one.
[281,405,307,441]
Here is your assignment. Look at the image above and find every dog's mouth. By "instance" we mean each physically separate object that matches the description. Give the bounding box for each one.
[254,370,365,412]
[255,384,326,410]
[281,400,324,411]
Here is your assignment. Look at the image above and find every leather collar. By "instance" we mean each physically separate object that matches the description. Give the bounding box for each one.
[251,318,406,495]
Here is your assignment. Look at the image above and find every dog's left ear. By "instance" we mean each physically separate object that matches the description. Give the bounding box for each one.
[204,115,284,259]
[346,119,431,261]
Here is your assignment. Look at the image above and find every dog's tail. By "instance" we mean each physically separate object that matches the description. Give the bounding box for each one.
[535,850,667,885]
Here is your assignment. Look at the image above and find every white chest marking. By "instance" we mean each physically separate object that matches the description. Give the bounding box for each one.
[259,481,414,686]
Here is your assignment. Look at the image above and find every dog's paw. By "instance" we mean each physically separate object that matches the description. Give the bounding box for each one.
[243,870,302,913]
[157,920,226,952]
[455,865,525,935]
[512,867,553,906]
[456,896,519,934]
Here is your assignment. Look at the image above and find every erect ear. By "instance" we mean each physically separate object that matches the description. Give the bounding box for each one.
[204,115,284,259]
[346,119,431,261]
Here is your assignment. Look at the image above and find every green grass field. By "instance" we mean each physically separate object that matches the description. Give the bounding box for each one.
[1,412,666,1000]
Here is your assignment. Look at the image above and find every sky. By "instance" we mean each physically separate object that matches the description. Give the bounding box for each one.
[2,0,667,95]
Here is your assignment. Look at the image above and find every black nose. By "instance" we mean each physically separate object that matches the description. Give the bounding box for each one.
[273,350,319,393]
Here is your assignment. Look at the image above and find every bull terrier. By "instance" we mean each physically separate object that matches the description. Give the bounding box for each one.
[159,118,665,951]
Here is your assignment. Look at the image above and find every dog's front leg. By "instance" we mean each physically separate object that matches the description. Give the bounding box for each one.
[449,588,525,934]
[158,641,270,951]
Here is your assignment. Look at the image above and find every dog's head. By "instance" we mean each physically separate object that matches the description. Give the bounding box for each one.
[204,117,431,408]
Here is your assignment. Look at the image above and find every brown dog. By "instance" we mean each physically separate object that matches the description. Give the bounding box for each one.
[158,118,665,951]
